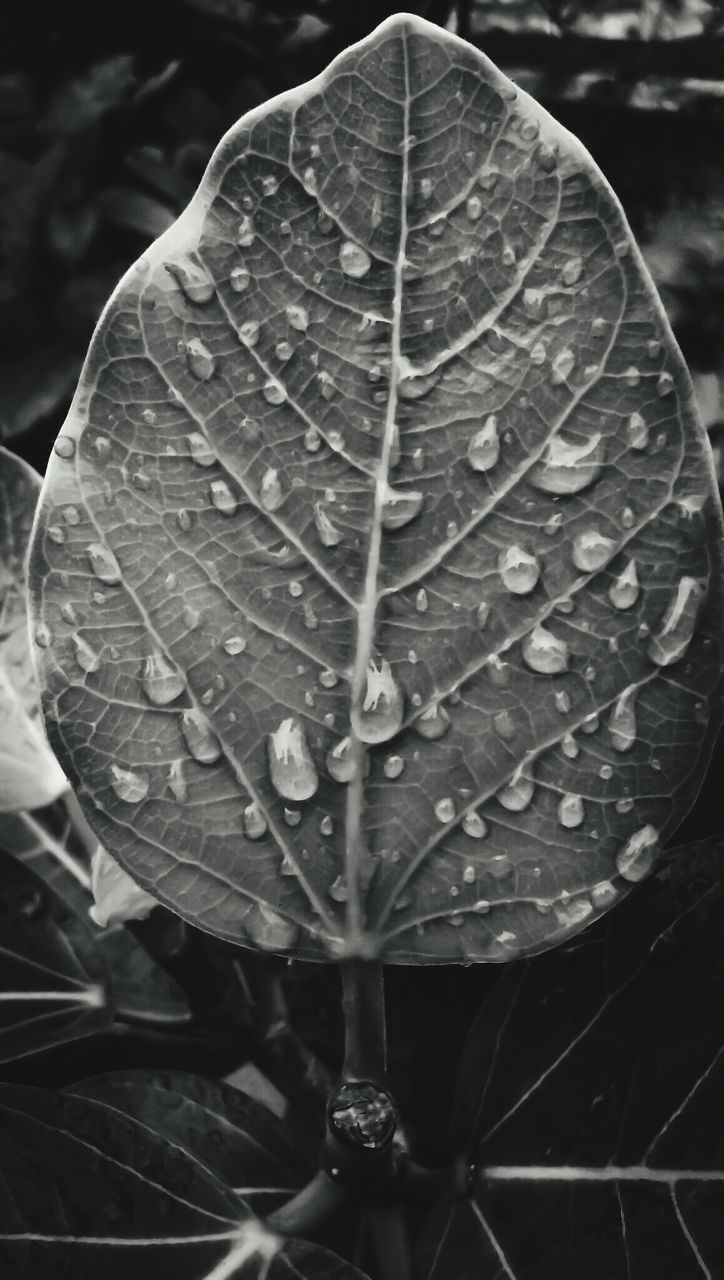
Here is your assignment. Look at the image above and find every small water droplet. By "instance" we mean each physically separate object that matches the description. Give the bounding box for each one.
[165,256,215,305]
[87,543,121,585]
[609,685,637,752]
[572,530,616,573]
[142,652,185,705]
[521,624,568,674]
[35,622,53,648]
[414,587,428,614]
[466,194,482,220]
[237,215,255,246]
[384,753,404,779]
[320,668,338,689]
[180,709,221,764]
[72,632,100,674]
[188,432,216,467]
[647,576,704,666]
[381,485,423,531]
[287,303,309,332]
[243,800,268,840]
[626,412,649,450]
[185,338,215,381]
[288,580,303,598]
[499,545,539,594]
[167,759,187,803]
[352,659,404,744]
[558,792,584,829]
[486,654,510,687]
[468,415,500,472]
[313,502,342,548]
[284,808,301,827]
[303,426,321,453]
[551,348,575,386]
[411,447,425,472]
[493,710,515,741]
[554,896,593,928]
[657,371,674,397]
[268,716,318,800]
[340,241,371,278]
[561,732,579,759]
[109,763,149,803]
[329,875,348,902]
[624,366,640,388]
[53,436,76,459]
[260,467,285,512]
[555,690,571,714]
[177,508,194,533]
[47,525,65,545]
[210,479,237,516]
[476,601,490,629]
[327,737,357,783]
[462,811,487,839]
[582,713,599,734]
[609,559,639,610]
[497,769,534,812]
[462,865,476,885]
[263,379,286,405]
[529,432,603,495]
[616,824,658,881]
[522,287,546,319]
[230,265,250,293]
[239,320,259,347]
[434,797,455,823]
[223,634,246,656]
[561,257,583,286]
[414,702,450,741]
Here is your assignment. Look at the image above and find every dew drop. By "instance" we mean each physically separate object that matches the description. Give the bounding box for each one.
[237,215,255,246]
[339,241,371,278]
[320,815,334,837]
[275,341,293,362]
[165,256,215,305]
[479,167,499,190]
[463,811,487,839]
[185,338,215,381]
[609,685,637,752]
[558,792,584,829]
[616,824,658,882]
[657,371,674,397]
[551,348,575,386]
[486,654,510,687]
[268,716,318,800]
[434,797,455,823]
[466,194,482,220]
[53,435,76,460]
[263,379,286,405]
[521,624,568,674]
[462,865,476,885]
[413,702,450,741]
[523,287,546,319]
[180,709,222,764]
[230,265,250,293]
[260,467,285,512]
[468,415,500,472]
[415,588,428,613]
[284,808,301,827]
[167,759,187,803]
[329,876,348,902]
[72,632,100,674]
[287,303,309,332]
[561,257,583,286]
[142,652,185,705]
[304,426,321,453]
[529,432,603,496]
[35,622,53,649]
[499,545,539,595]
[109,764,149,803]
[627,412,649,450]
[177,508,193,533]
[313,502,342,548]
[555,690,571,714]
[210,479,237,516]
[561,732,579,759]
[554,896,593,928]
[327,736,357,783]
[582,713,599,734]
[87,542,121,585]
[188,432,216,467]
[47,525,65,545]
[609,558,639,610]
[223,635,246,656]
[647,576,704,666]
[243,800,268,840]
[240,321,259,347]
[381,485,423,531]
[351,659,404,744]
[572,530,616,573]
[476,601,490,629]
[384,753,404,779]
[624,366,640,388]
[497,769,534,812]
[494,710,515,741]
[319,669,338,690]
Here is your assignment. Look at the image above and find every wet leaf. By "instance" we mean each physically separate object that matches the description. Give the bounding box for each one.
[416,841,724,1279]
[0,1085,369,1278]
[0,447,67,811]
[29,16,724,962]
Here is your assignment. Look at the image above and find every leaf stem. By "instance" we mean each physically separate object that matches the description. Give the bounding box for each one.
[265,1170,345,1235]
[366,1206,411,1280]
[19,810,91,892]
[341,960,386,1082]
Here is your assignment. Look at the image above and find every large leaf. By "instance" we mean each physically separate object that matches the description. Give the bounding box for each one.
[415,841,724,1278]
[0,446,66,811]
[0,1084,368,1279]
[29,15,724,962]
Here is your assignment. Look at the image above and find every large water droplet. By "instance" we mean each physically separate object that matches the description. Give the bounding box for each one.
[188,432,216,467]
[268,716,318,800]
[608,559,639,610]
[558,792,584,828]
[260,467,285,512]
[572,530,616,573]
[521,624,568,674]
[142,652,185,705]
[468,415,500,472]
[180,709,222,764]
[185,338,215,381]
[72,632,100,674]
[340,241,371,278]
[609,685,637,752]
[351,659,404,744]
[414,702,450,741]
[463,811,487,839]
[210,479,237,516]
[87,543,121,585]
[165,256,215,305]
[615,824,658,881]
[109,764,149,803]
[499,545,539,595]
[381,485,423,531]
[243,800,268,840]
[529,432,603,496]
[326,736,357,783]
[497,769,534,812]
[647,576,704,666]
[313,502,342,547]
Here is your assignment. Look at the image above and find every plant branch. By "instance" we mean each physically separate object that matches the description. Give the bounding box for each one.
[265,1170,346,1236]
[366,1206,411,1280]
[341,960,386,1082]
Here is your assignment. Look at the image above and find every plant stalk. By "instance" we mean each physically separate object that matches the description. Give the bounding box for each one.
[341,960,386,1082]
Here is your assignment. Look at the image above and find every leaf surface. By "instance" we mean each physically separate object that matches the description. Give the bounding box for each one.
[0,447,66,811]
[29,15,724,961]
[415,841,724,1278]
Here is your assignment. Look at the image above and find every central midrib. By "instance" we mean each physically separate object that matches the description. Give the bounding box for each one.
[343,29,411,948]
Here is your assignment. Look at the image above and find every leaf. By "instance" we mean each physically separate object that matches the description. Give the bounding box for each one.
[29,15,724,963]
[68,1069,311,1213]
[415,841,724,1279]
[0,447,67,811]
[0,1084,370,1278]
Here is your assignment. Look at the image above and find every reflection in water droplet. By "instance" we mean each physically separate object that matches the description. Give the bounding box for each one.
[609,559,639,610]
[87,543,121,585]
[142,652,185,705]
[188,432,216,466]
[326,737,357,783]
[180,709,222,764]
[497,769,534,812]
[72,633,100,674]
[558,792,584,828]
[109,764,149,803]
[499,545,539,595]
[352,659,404,744]
[468,415,500,473]
[243,801,268,840]
[572,530,616,573]
[609,685,637,752]
[340,241,371,278]
[313,502,342,547]
[647,576,704,666]
[185,338,215,381]
[384,753,404,779]
[434,797,455,823]
[551,348,575,386]
[167,759,187,802]
[414,702,450,741]
[462,811,487,838]
[165,256,215,305]
[381,485,423,531]
[521,624,568,674]
[616,824,658,881]
[210,479,237,516]
[529,432,603,495]
[268,716,318,800]
[627,412,649,450]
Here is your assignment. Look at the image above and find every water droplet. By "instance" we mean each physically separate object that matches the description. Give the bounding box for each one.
[413,702,450,741]
[647,576,704,666]
[260,467,285,511]
[87,543,121,585]
[497,769,534,812]
[468,415,500,472]
[188,432,216,467]
[53,435,76,460]
[284,808,301,827]
[616,824,658,881]
[230,265,250,293]
[657,371,674,397]
[551,348,575,386]
[609,558,639,610]
[287,303,309,332]
[47,525,65,545]
[180,709,221,764]
[185,338,215,381]
[626,412,649,450]
[609,685,637,752]
[288,580,303,598]
[434,797,455,823]
[268,716,318,800]
[275,341,293,363]
[463,811,487,838]
[561,732,579,759]
[494,710,515,741]
[177,508,193,533]
[340,241,371,278]
[329,876,348,902]
[109,764,149,803]
[352,659,404,744]
[462,865,476,885]
[381,485,423,531]
[413,588,429,615]
[529,432,603,495]
[476,601,490,629]
[582,713,599,734]
[327,737,357,783]
[486,654,510,687]
[167,759,187,803]
[223,635,246,656]
[554,896,593,928]
[240,320,259,347]
[320,814,334,837]
[624,366,640,388]
[466,194,482,220]
[210,479,237,516]
[72,632,100,674]
[384,753,404,779]
[165,256,215,305]
[243,800,268,840]
[555,690,571,714]
[558,792,584,828]
[263,379,286,405]
[304,427,321,452]
[35,622,53,648]
[142,652,185,705]
[319,668,338,690]
[521,624,568,674]
[313,502,342,547]
[561,257,583,286]
[499,545,539,595]
[237,215,255,246]
[572,530,616,573]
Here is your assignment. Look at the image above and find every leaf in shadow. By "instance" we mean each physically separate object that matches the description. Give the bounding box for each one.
[415,839,724,1278]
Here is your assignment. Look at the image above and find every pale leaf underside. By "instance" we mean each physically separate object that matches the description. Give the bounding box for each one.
[30,16,724,961]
